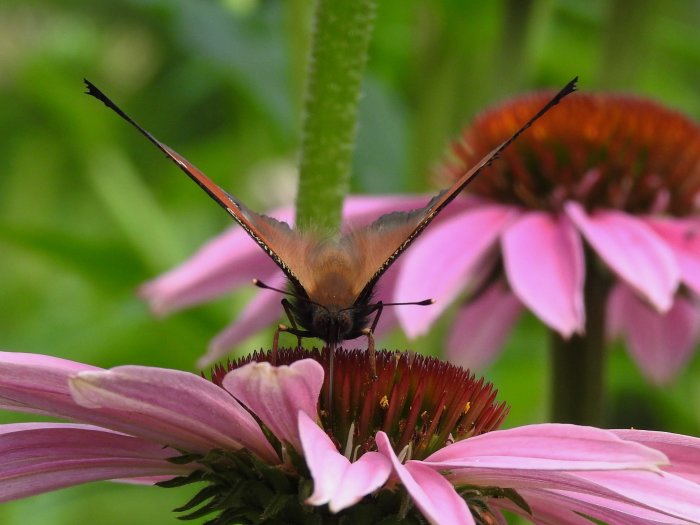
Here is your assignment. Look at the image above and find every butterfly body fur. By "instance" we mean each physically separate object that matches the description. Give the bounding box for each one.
[84,77,577,350]
[228,190,448,345]
[232,203,411,344]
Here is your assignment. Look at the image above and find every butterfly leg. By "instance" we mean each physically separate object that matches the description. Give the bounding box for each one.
[281,298,303,348]
[360,302,384,380]
[272,324,284,365]
[360,328,377,379]
[369,301,384,333]
[272,323,314,364]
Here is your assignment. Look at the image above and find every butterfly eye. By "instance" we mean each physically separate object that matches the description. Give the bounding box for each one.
[311,307,330,335]
[336,311,353,338]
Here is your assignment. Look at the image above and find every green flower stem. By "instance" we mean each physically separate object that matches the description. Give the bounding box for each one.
[295,0,378,233]
[550,255,612,425]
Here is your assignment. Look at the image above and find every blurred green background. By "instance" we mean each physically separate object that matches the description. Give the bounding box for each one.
[1,0,700,523]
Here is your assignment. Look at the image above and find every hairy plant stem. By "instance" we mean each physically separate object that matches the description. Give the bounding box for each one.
[550,254,611,425]
[295,0,378,233]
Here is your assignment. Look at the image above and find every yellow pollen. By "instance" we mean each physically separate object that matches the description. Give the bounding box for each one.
[464,402,471,414]
[380,395,389,409]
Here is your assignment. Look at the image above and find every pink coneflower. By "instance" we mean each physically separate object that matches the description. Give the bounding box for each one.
[395,92,700,389]
[1,349,700,524]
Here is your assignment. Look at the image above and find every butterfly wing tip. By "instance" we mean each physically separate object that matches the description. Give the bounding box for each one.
[557,77,578,100]
[83,79,109,104]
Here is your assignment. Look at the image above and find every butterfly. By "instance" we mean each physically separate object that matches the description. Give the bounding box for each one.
[85,77,577,376]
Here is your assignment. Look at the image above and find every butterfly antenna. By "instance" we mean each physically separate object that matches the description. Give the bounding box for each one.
[252,279,294,296]
[342,298,434,312]
[253,279,329,312]
[381,298,435,307]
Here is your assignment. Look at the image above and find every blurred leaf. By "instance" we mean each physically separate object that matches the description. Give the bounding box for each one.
[353,75,408,193]
[135,0,296,135]
[0,223,144,289]
[86,148,186,271]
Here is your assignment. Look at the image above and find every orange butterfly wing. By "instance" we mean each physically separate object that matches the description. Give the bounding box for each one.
[85,76,578,309]
[84,80,316,294]
[348,77,578,304]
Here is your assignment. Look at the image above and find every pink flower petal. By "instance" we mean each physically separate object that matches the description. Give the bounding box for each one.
[574,469,700,523]
[425,424,667,471]
[0,352,98,373]
[446,282,523,370]
[500,487,687,525]
[198,272,287,368]
[0,351,108,419]
[222,359,323,450]
[613,429,700,484]
[560,488,697,525]
[607,284,700,385]
[300,412,352,506]
[449,465,700,524]
[328,452,391,512]
[565,202,679,312]
[113,475,175,486]
[447,468,642,504]
[0,423,189,502]
[445,455,700,523]
[502,212,585,337]
[69,366,278,462]
[299,412,390,512]
[395,204,514,338]
[646,217,700,296]
[376,432,474,525]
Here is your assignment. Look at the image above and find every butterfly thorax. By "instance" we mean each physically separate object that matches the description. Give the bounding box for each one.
[289,290,374,345]
[287,241,375,344]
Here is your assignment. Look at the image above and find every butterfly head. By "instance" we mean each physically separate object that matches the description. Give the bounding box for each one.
[310,304,355,344]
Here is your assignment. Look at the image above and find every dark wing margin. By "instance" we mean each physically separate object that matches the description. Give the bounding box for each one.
[353,76,578,304]
[83,79,305,290]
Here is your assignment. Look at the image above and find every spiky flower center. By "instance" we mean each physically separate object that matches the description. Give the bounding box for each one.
[447,92,700,215]
[213,348,508,461]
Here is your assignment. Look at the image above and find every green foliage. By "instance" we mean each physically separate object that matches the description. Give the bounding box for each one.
[158,450,427,524]
[1,1,700,523]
